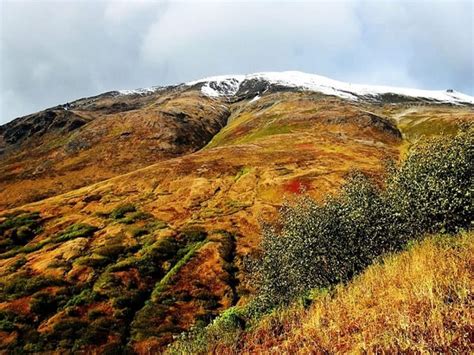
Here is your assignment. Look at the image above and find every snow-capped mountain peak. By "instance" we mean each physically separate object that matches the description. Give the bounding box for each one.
[186,71,474,105]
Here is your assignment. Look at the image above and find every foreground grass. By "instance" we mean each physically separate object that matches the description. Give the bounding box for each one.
[171,232,473,353]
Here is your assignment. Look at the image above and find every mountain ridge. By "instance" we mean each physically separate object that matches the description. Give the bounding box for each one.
[146,71,473,104]
[3,71,472,126]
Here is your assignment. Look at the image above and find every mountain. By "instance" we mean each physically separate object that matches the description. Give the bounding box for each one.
[1,71,472,210]
[0,71,473,353]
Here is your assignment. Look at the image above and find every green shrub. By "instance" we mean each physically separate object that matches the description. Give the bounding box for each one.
[0,211,41,236]
[30,292,58,316]
[119,211,153,224]
[53,223,98,243]
[0,211,43,253]
[8,256,27,272]
[73,317,114,349]
[110,203,136,220]
[0,273,64,301]
[48,318,89,345]
[64,289,98,307]
[0,318,16,332]
[181,228,207,243]
[94,244,126,258]
[255,127,473,306]
[74,254,111,267]
[129,226,149,238]
[87,309,105,321]
[169,306,246,354]
[151,240,207,300]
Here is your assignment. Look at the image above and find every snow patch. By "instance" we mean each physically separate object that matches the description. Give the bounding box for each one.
[249,95,260,103]
[189,75,245,97]
[117,87,160,96]
[187,71,474,105]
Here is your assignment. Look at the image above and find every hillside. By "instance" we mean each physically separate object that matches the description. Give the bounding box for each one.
[0,72,473,352]
[175,232,473,353]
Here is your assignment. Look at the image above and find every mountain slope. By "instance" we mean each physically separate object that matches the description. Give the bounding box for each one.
[0,89,229,209]
[0,72,473,352]
[173,232,473,353]
[1,71,473,209]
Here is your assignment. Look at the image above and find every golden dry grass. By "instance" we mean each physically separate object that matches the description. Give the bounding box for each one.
[221,232,474,354]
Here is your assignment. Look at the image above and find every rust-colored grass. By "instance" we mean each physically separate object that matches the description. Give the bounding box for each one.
[218,232,474,354]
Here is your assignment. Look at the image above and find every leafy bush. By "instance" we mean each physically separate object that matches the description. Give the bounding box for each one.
[30,292,59,317]
[53,223,98,243]
[94,244,126,258]
[74,254,111,267]
[87,309,105,320]
[64,288,99,307]
[180,228,208,243]
[120,211,152,224]
[110,203,136,220]
[48,318,89,343]
[0,211,41,236]
[73,317,116,349]
[0,211,43,253]
[0,273,65,301]
[169,306,246,354]
[255,127,473,306]
[7,256,27,272]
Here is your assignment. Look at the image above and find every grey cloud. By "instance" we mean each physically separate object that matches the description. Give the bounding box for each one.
[1,0,472,124]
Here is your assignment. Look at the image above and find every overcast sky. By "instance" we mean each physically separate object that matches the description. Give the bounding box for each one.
[1,0,473,124]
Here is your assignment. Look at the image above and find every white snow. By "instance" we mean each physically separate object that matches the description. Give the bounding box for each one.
[186,71,474,105]
[117,87,160,96]
[193,76,245,97]
[249,95,261,103]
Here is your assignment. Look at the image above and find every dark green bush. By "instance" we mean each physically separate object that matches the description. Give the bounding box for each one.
[64,288,99,307]
[0,211,41,236]
[30,292,59,316]
[0,273,65,301]
[94,244,126,258]
[181,228,207,243]
[53,223,98,243]
[48,318,89,345]
[120,211,153,224]
[7,256,27,272]
[255,127,473,306]
[0,318,16,332]
[87,309,105,321]
[0,211,43,253]
[74,254,111,267]
[110,203,136,220]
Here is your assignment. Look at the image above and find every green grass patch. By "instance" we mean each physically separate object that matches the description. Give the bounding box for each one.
[237,124,293,144]
[151,240,207,300]
[0,273,65,301]
[53,223,98,243]
[110,203,137,220]
[0,223,98,260]
[399,117,460,142]
[0,211,43,254]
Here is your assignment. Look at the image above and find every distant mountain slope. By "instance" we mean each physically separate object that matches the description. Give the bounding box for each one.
[1,71,473,209]
[0,89,230,209]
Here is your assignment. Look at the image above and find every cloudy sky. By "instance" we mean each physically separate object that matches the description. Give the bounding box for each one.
[1,0,473,124]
